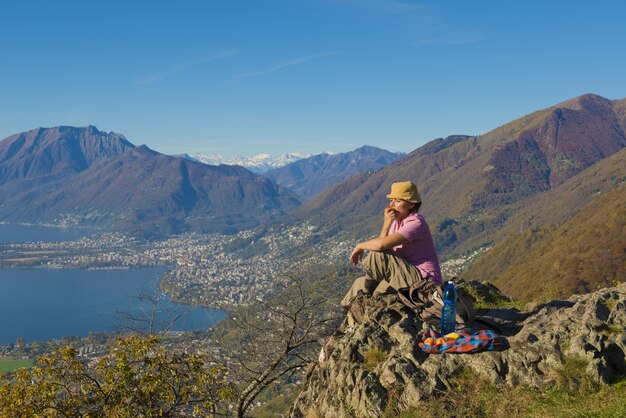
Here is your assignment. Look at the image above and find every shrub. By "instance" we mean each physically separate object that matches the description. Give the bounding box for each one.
[0,335,234,416]
[363,349,388,371]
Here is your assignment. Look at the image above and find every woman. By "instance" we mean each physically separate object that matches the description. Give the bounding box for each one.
[341,181,442,308]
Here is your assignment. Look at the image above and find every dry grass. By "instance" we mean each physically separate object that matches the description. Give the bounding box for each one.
[464,184,626,301]
[461,282,524,310]
[400,364,626,418]
[363,348,388,371]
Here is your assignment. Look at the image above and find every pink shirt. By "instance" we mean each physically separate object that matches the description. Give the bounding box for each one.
[388,213,442,286]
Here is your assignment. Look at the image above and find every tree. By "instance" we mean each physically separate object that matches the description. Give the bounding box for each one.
[0,335,234,416]
[114,293,189,337]
[213,275,340,417]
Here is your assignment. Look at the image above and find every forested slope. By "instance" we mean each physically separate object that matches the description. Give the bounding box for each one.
[464,182,626,300]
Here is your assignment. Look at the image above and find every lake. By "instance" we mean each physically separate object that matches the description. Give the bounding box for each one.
[0,224,225,344]
[0,223,94,244]
[0,267,225,344]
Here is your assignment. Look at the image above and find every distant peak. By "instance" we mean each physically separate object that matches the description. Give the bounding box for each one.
[178,153,198,162]
[55,125,100,133]
[553,93,611,111]
[34,125,126,138]
[134,144,158,155]
[351,145,404,156]
[191,151,314,173]
[354,145,382,152]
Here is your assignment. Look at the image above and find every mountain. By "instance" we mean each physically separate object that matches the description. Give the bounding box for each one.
[0,125,133,183]
[286,94,626,257]
[264,146,405,200]
[0,126,300,236]
[191,151,313,174]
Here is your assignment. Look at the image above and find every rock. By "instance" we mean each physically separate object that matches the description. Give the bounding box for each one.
[289,283,626,417]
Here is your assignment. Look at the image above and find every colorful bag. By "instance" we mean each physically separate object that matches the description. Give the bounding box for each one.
[418,327,509,354]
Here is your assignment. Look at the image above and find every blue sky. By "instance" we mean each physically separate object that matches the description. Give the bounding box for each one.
[2,1,626,157]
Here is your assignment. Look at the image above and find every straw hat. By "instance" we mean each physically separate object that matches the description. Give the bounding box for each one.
[386,181,421,203]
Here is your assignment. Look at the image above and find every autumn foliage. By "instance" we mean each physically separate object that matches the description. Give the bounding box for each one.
[0,335,234,417]
[464,184,626,300]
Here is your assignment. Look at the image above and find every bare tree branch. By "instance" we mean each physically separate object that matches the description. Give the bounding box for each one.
[114,293,190,337]
[209,271,340,418]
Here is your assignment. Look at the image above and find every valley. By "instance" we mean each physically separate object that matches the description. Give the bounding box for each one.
[0,94,624,416]
[2,94,625,307]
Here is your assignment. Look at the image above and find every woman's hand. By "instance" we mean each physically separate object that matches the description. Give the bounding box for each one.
[350,246,365,266]
[383,205,396,225]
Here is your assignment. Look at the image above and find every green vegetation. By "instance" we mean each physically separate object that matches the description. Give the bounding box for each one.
[460,282,524,310]
[251,389,299,418]
[400,366,626,418]
[222,230,270,257]
[363,348,388,371]
[553,356,598,392]
[600,324,623,337]
[0,335,234,416]
[602,297,618,312]
[0,358,33,373]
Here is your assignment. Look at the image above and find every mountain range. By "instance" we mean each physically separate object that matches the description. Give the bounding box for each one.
[0,126,300,236]
[190,147,404,200]
[288,94,625,242]
[0,127,410,236]
[264,146,405,200]
[190,151,314,174]
[1,93,624,299]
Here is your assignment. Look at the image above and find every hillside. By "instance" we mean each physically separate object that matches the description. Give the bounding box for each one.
[264,145,404,200]
[463,181,626,301]
[453,146,626,256]
[0,127,300,236]
[286,94,626,257]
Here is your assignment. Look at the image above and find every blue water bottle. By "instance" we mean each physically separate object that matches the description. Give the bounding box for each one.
[441,280,457,334]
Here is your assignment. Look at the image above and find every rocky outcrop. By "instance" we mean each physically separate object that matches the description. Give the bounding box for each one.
[289,282,626,417]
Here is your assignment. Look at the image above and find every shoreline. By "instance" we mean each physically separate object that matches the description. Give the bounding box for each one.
[0,221,99,231]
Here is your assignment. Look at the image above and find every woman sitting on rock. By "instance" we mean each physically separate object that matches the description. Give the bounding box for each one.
[341,181,442,308]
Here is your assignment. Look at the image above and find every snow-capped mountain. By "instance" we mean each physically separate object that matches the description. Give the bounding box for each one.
[190,151,318,174]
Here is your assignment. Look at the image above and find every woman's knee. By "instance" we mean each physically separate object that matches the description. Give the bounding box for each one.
[362,250,392,280]
[362,250,384,270]
[350,275,379,293]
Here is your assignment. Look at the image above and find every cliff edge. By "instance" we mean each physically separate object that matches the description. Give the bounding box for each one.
[290,282,626,417]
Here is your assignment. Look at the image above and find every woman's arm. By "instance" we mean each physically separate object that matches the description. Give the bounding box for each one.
[350,232,408,266]
[358,232,408,252]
